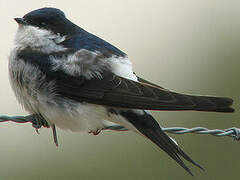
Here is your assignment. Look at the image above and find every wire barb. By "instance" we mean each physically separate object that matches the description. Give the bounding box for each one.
[0,114,239,142]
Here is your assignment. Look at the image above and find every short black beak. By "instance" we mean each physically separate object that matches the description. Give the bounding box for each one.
[14,18,28,25]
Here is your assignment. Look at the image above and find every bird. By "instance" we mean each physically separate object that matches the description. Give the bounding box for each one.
[9,7,234,175]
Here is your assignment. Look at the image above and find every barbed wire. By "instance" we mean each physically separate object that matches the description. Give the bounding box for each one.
[103,125,240,140]
[1,114,240,141]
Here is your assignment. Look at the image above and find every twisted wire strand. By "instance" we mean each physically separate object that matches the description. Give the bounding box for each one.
[1,114,239,141]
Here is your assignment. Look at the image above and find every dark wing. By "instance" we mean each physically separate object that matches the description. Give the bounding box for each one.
[18,48,234,112]
[54,70,233,112]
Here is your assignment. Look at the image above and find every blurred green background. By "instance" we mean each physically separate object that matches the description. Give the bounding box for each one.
[0,0,239,179]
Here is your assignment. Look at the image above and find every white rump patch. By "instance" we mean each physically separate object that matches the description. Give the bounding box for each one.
[104,56,138,81]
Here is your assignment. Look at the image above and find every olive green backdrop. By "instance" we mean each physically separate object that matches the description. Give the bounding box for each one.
[0,1,239,179]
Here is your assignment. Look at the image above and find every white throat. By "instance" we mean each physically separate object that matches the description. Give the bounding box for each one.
[14,25,66,53]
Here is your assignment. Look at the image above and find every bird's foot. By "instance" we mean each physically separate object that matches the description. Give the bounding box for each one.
[88,129,101,136]
[26,114,49,131]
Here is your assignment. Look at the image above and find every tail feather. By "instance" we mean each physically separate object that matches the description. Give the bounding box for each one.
[142,129,201,176]
[120,110,203,176]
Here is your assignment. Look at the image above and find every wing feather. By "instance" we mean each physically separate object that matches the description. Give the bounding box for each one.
[55,71,234,112]
[18,48,234,112]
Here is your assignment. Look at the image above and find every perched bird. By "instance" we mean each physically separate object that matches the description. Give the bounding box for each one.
[9,7,234,175]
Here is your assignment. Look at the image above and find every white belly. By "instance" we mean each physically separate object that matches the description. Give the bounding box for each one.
[38,102,109,132]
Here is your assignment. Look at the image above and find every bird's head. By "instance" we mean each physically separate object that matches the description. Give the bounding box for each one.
[14,8,79,52]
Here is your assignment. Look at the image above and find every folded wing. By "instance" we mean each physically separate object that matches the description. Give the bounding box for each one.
[56,71,234,113]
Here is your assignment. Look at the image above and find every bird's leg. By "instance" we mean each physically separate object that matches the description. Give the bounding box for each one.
[26,114,59,146]
[51,124,59,146]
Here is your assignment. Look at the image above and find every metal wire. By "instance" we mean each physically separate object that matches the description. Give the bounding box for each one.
[103,125,240,140]
[1,114,240,141]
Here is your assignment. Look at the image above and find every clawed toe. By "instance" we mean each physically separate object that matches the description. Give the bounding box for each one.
[88,129,101,136]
